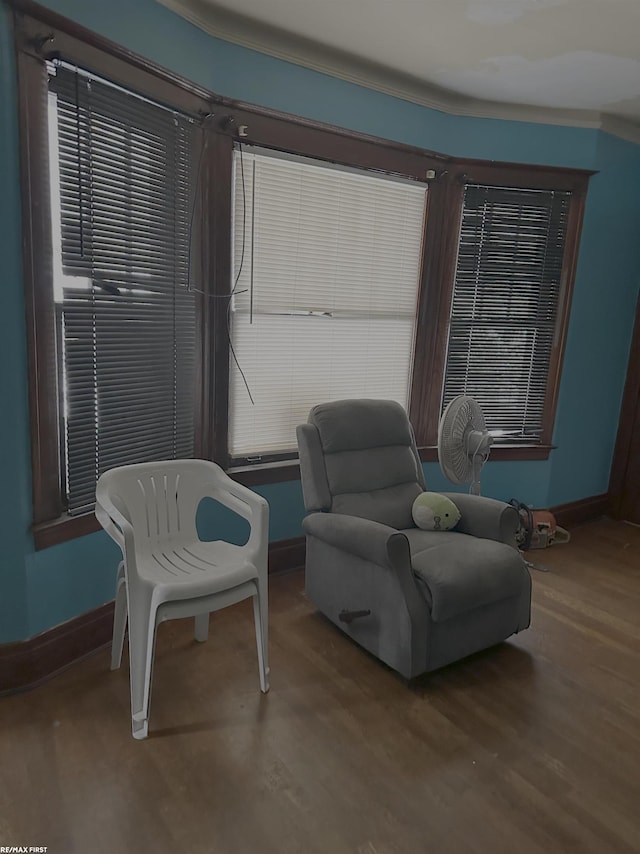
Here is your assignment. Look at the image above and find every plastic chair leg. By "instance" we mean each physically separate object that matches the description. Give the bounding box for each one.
[111,563,127,671]
[253,585,269,693]
[194,612,209,642]
[258,575,269,679]
[127,591,157,740]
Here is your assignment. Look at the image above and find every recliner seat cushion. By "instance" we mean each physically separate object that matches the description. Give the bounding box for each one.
[402,528,528,622]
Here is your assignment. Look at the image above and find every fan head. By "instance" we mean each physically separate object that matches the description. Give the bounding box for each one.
[438,395,493,492]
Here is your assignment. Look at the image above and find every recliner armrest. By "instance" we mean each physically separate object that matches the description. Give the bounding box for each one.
[303,512,410,569]
[441,493,520,548]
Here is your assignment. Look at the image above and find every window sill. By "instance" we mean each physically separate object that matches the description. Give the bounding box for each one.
[419,444,555,462]
[33,513,102,551]
[228,460,301,486]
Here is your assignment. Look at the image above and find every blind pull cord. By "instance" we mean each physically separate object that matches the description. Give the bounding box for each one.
[250,156,256,325]
[74,67,85,261]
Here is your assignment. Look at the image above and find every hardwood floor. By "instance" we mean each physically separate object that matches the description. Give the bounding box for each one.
[1,518,639,854]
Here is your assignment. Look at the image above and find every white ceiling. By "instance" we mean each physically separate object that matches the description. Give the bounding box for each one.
[158,0,640,140]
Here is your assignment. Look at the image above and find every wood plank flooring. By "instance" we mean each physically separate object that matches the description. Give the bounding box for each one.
[1,518,639,854]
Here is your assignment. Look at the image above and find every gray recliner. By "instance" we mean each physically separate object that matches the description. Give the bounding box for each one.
[296,399,531,679]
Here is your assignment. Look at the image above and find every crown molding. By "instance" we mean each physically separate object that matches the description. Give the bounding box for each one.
[156,0,640,145]
[599,113,640,145]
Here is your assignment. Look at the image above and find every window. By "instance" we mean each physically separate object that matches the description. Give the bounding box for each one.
[48,63,198,514]
[228,147,428,461]
[15,6,590,547]
[441,183,573,444]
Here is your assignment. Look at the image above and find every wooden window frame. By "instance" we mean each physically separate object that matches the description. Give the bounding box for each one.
[14,2,214,548]
[12,0,592,550]
[609,294,640,519]
[217,114,445,471]
[410,160,591,462]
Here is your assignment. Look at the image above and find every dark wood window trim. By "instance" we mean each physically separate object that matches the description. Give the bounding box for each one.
[17,43,60,528]
[13,0,591,551]
[409,173,465,449]
[12,1,213,116]
[213,121,445,471]
[418,445,555,464]
[412,160,591,452]
[609,293,640,518]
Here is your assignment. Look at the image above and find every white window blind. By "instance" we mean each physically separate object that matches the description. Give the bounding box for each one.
[442,183,571,442]
[229,148,427,458]
[49,64,198,514]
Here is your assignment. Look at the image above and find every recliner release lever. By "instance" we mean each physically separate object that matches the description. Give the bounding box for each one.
[339,609,371,624]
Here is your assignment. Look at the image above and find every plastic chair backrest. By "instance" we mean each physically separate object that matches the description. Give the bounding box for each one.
[97,459,226,549]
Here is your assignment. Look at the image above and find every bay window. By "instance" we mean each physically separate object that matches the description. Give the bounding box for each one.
[14,4,590,548]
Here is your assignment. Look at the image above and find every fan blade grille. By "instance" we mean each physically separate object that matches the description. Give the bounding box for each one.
[438,395,489,485]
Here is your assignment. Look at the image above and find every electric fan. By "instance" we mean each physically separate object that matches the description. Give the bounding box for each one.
[438,395,493,495]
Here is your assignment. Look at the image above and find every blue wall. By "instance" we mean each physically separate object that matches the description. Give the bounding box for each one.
[0,2,30,642]
[1,0,639,641]
[548,132,640,504]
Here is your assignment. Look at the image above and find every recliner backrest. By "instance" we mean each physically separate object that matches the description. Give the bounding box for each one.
[297,399,425,529]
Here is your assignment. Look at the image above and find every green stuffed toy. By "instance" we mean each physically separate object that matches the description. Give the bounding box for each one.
[412,492,461,532]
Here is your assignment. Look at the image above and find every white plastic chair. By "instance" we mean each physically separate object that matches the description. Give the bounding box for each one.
[95,459,269,739]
